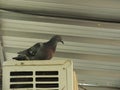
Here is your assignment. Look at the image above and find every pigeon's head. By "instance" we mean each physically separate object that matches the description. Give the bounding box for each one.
[51,35,64,44]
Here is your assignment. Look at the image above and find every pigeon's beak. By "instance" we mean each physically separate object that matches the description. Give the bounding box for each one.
[60,40,64,44]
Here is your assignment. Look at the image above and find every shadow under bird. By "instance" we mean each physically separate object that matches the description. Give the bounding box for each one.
[13,35,64,60]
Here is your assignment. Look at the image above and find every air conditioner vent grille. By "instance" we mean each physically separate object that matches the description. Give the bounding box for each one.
[9,71,59,89]
[10,71,33,76]
[10,77,33,82]
[36,83,59,88]
[10,84,33,88]
[36,71,58,75]
[36,77,59,82]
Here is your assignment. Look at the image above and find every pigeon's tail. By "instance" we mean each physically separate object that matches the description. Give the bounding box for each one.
[12,55,28,60]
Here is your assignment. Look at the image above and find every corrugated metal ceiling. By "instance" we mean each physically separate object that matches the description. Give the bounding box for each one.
[1,0,120,22]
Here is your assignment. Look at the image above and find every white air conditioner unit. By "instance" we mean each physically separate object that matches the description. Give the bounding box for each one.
[2,60,73,90]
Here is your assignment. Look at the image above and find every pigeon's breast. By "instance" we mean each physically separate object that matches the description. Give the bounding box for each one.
[45,48,55,60]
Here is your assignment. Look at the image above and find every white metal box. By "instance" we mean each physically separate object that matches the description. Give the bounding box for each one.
[2,60,73,90]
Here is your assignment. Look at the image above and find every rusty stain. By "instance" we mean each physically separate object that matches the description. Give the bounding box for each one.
[63,67,66,70]
[20,62,24,65]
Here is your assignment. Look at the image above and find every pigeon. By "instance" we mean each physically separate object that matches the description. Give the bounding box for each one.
[13,35,64,60]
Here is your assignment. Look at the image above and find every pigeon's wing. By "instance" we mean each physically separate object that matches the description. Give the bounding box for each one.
[27,43,41,56]
[18,43,41,56]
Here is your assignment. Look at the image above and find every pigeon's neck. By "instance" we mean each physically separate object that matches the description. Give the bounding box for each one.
[45,40,58,52]
[47,40,57,47]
